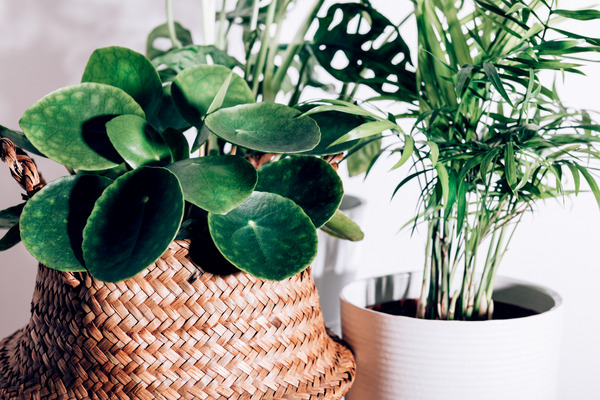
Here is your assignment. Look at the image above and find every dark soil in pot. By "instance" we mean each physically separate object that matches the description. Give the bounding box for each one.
[368,299,537,320]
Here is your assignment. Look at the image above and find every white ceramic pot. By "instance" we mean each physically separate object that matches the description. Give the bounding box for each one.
[340,272,563,400]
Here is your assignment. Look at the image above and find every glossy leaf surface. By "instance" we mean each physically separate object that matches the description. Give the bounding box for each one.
[20,175,112,271]
[106,115,172,168]
[208,191,317,281]
[256,156,343,227]
[312,3,417,102]
[167,156,257,214]
[83,167,184,282]
[0,224,21,251]
[81,46,163,117]
[0,125,44,157]
[320,209,364,241]
[299,110,364,155]
[171,65,253,126]
[148,84,191,132]
[0,203,25,229]
[152,45,241,82]
[20,83,145,170]
[205,102,320,153]
[161,127,189,162]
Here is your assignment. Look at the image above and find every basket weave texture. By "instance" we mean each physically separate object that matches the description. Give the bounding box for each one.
[0,240,355,399]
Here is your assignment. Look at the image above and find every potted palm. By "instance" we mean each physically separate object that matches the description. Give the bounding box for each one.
[0,1,366,398]
[309,1,600,399]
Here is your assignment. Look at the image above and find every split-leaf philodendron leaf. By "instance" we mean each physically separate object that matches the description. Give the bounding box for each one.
[167,156,257,214]
[82,167,184,282]
[205,102,321,153]
[171,64,254,126]
[81,46,163,118]
[256,156,343,227]
[19,83,145,170]
[19,175,112,272]
[208,191,318,281]
[312,3,417,103]
[146,22,194,60]
[106,115,172,168]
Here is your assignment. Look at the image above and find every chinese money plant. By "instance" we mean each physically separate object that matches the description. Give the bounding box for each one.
[0,0,366,283]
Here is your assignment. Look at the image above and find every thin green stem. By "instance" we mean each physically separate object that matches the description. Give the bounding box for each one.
[288,55,309,106]
[166,0,182,49]
[216,0,228,50]
[264,0,292,101]
[271,0,325,95]
[252,0,278,98]
[417,221,435,318]
[200,0,216,46]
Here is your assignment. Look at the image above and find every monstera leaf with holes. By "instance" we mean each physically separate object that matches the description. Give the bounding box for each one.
[312,3,417,103]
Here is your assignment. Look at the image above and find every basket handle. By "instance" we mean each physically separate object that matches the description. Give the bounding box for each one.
[1,138,81,287]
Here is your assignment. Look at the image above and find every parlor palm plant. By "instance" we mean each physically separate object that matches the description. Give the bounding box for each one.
[311,0,600,320]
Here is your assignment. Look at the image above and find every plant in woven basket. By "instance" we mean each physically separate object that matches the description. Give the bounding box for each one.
[0,0,367,283]
[312,0,600,319]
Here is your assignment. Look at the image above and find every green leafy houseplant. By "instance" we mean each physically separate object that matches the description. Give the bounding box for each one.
[315,0,600,320]
[0,0,366,284]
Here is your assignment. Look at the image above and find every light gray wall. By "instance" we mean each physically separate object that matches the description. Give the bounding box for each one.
[0,1,598,398]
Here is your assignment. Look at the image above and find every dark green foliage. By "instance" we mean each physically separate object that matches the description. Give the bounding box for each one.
[82,167,184,282]
[208,192,318,281]
[205,102,321,153]
[4,1,368,283]
[312,3,417,103]
[20,175,112,271]
[256,156,343,227]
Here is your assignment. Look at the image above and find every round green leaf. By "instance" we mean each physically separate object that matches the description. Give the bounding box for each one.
[171,65,254,126]
[299,110,364,155]
[82,167,184,282]
[20,175,112,272]
[208,191,318,281]
[148,84,192,132]
[161,127,190,162]
[106,115,172,168]
[205,102,321,153]
[256,156,343,227]
[19,83,145,170]
[167,155,257,214]
[81,46,163,118]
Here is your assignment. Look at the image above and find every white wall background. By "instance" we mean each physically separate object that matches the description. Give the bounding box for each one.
[0,1,598,398]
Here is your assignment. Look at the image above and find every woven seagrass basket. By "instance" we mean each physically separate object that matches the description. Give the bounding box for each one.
[0,240,355,399]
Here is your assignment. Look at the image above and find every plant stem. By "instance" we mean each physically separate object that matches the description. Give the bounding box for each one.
[271,0,325,96]
[215,0,228,50]
[288,55,309,106]
[200,0,216,46]
[166,0,183,49]
[263,0,292,101]
[252,0,278,98]
[474,222,507,317]
[250,0,260,31]
[417,221,434,318]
